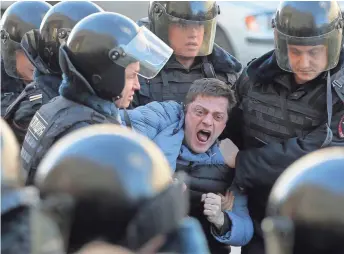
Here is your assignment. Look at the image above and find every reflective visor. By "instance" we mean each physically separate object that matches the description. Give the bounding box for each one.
[112,26,173,79]
[21,29,51,74]
[1,29,24,79]
[154,11,217,57]
[275,28,343,74]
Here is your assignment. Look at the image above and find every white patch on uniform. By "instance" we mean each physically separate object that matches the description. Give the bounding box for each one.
[28,112,47,140]
[29,94,42,102]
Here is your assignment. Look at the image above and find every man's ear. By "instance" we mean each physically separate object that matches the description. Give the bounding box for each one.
[183,103,188,113]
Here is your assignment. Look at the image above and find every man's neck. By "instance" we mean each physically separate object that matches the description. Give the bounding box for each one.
[175,55,196,69]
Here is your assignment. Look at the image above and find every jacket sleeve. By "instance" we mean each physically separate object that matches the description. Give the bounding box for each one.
[235,106,344,189]
[120,101,182,140]
[10,96,43,145]
[211,189,253,246]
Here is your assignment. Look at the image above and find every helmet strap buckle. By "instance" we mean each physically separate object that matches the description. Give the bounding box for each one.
[336,18,344,29]
[0,29,9,43]
[57,28,71,43]
[109,47,126,62]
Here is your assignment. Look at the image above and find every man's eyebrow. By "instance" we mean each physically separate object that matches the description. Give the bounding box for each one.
[193,104,206,109]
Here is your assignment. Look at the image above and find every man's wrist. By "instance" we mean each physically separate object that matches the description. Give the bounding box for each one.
[213,212,225,230]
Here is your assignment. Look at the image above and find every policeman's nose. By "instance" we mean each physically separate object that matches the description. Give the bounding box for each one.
[133,74,140,91]
[299,54,311,69]
[187,26,199,37]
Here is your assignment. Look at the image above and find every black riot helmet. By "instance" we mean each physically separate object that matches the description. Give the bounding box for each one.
[1,117,65,253]
[262,147,344,254]
[21,1,103,75]
[149,1,220,56]
[59,12,173,101]
[0,1,51,79]
[35,124,188,253]
[0,118,22,190]
[272,1,344,73]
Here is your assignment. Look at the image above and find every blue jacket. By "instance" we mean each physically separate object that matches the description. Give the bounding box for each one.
[121,101,253,246]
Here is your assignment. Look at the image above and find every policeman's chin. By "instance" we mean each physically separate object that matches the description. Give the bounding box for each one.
[115,98,131,109]
[176,48,200,58]
[294,70,323,84]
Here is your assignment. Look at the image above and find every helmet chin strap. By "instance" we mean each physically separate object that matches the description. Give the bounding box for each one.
[113,95,122,102]
[321,71,333,147]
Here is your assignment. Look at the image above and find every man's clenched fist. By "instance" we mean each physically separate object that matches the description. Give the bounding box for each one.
[201,193,224,230]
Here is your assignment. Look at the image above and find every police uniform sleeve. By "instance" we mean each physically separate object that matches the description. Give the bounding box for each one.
[10,97,43,144]
[221,72,246,147]
[55,122,91,139]
[1,93,18,117]
[235,107,344,189]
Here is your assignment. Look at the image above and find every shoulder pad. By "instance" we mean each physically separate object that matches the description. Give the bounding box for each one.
[331,67,344,103]
[246,58,257,67]
[234,66,253,97]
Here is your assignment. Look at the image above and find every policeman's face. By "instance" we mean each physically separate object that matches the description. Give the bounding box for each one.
[16,49,34,82]
[115,62,141,109]
[168,23,204,58]
[287,44,328,84]
[184,95,228,153]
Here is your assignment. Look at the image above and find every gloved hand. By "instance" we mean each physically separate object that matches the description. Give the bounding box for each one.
[201,193,224,230]
[173,177,187,192]
[219,138,239,168]
[219,190,235,211]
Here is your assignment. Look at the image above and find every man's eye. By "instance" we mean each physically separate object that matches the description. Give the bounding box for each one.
[214,114,224,121]
[195,109,204,115]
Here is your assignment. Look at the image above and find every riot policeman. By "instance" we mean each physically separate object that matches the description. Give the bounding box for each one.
[1,1,51,116]
[4,1,103,145]
[134,1,242,107]
[35,124,210,253]
[21,12,173,185]
[262,147,344,254]
[221,1,344,254]
[1,118,63,254]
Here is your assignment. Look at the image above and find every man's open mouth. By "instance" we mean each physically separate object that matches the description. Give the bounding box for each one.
[196,129,211,143]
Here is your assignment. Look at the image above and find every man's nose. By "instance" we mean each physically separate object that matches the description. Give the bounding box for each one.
[202,113,213,126]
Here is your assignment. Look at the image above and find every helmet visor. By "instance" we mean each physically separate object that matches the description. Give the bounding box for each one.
[21,29,50,74]
[154,10,217,57]
[111,26,173,79]
[1,29,34,80]
[274,28,343,74]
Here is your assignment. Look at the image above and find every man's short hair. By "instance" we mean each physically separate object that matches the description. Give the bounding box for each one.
[184,78,236,114]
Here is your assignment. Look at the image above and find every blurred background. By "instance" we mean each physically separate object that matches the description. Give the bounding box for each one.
[2,1,344,66]
[0,1,284,67]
